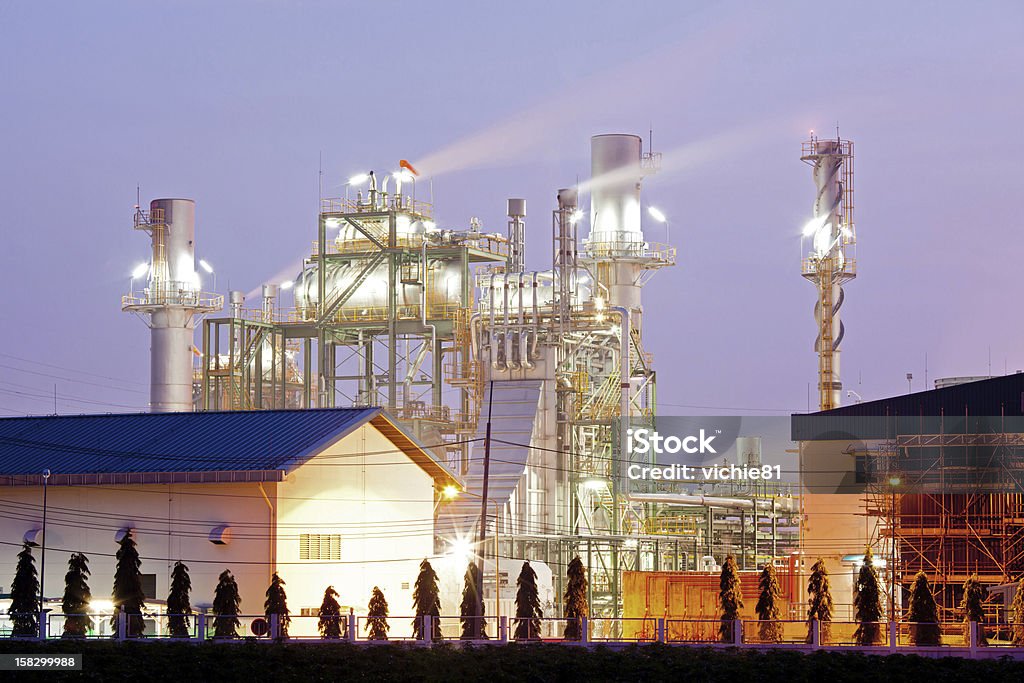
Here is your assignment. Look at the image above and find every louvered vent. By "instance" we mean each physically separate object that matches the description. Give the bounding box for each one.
[299,533,341,560]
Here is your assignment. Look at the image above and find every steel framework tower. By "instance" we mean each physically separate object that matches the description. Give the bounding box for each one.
[200,182,507,463]
[801,134,856,411]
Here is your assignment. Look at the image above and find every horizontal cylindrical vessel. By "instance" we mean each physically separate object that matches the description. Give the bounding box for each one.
[589,134,643,244]
[294,260,464,311]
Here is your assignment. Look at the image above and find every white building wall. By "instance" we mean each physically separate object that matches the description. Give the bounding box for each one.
[0,422,449,638]
[0,480,271,630]
[274,423,438,637]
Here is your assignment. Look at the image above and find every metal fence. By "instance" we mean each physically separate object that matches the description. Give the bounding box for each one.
[1,612,1022,658]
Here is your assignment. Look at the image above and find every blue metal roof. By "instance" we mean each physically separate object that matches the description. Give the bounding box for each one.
[0,408,382,481]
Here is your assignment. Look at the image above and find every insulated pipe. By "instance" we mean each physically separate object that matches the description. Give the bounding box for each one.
[229,290,245,356]
[229,290,245,318]
[626,492,798,513]
[503,273,517,369]
[380,176,390,210]
[611,306,630,420]
[611,305,630,473]
[516,272,530,370]
[469,312,481,361]
[489,275,503,370]
[520,272,539,369]
[262,283,279,322]
[530,272,539,362]
[411,239,438,403]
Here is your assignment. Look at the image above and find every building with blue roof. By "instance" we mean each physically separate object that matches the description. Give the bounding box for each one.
[0,408,460,638]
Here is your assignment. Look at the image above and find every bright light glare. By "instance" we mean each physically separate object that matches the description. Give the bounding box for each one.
[423,221,437,231]
[442,484,461,499]
[280,280,294,290]
[91,599,115,613]
[802,215,828,237]
[131,263,149,279]
[648,206,667,223]
[450,537,473,560]
[393,169,415,182]
[325,218,341,229]
[569,209,584,225]
[198,259,214,274]
[594,297,605,311]
[888,476,901,487]
[583,477,607,490]
[348,173,369,185]
[841,226,852,238]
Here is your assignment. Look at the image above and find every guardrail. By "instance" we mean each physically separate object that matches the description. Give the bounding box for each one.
[2,613,1022,658]
[122,283,224,310]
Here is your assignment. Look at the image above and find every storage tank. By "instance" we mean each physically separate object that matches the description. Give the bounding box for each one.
[293,259,464,314]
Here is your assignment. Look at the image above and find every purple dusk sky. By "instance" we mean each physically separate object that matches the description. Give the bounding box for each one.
[1,1,1022,417]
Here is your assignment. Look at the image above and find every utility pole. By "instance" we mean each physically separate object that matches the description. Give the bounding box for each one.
[475,380,495,640]
[39,468,50,638]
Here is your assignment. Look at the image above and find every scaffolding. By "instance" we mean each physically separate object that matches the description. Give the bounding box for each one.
[866,425,1024,615]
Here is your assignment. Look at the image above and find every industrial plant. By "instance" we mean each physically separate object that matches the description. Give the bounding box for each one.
[2,127,1022,645]
[108,132,807,628]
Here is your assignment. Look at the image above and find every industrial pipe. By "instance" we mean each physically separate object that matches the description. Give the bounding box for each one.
[626,492,798,512]
[412,239,438,398]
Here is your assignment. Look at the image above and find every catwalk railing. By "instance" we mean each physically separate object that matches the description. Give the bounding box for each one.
[3,613,1022,657]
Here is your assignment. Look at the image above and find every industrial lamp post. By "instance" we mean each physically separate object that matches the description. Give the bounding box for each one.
[648,206,669,244]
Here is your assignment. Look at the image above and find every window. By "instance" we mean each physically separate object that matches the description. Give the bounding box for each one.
[140,573,157,600]
[299,534,341,560]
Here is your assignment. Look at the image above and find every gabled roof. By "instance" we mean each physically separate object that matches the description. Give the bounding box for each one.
[0,408,458,487]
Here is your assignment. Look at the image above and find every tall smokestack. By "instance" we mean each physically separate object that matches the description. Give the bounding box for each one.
[123,198,222,412]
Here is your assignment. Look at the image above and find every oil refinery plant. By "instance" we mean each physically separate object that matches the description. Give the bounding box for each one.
[122,133,807,622]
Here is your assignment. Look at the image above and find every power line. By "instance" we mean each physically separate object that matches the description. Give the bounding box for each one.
[0,352,147,387]
[0,362,147,395]
[0,382,147,411]
[658,401,803,413]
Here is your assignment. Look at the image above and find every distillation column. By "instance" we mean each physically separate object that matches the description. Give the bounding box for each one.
[801,136,856,411]
[123,198,222,412]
